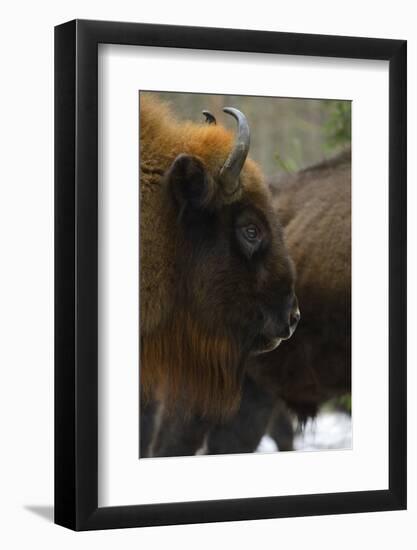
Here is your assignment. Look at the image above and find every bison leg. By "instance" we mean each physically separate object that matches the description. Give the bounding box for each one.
[206,376,276,455]
[140,377,296,457]
[139,398,159,457]
[149,406,211,458]
[266,399,295,451]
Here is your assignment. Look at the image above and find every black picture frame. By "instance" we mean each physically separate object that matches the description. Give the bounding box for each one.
[55,19,407,531]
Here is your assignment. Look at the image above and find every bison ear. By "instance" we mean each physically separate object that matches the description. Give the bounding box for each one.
[167,154,214,210]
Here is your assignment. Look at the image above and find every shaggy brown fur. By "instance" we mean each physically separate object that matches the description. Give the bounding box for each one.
[141,149,351,456]
[140,95,296,417]
[142,310,241,417]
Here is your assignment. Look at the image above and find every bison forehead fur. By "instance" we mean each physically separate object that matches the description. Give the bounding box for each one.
[139,95,295,417]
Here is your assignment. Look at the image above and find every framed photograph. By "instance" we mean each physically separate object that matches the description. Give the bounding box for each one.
[55,19,406,530]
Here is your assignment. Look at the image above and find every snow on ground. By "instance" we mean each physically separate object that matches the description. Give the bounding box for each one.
[256,411,352,453]
[294,411,352,451]
[257,434,279,453]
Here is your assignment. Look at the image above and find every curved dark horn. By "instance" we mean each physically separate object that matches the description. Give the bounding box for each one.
[202,110,217,125]
[220,107,250,196]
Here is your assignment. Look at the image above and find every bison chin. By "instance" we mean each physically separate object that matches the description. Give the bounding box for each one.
[251,336,282,355]
[140,310,244,418]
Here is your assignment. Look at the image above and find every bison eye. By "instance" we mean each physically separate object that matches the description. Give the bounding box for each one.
[243,224,259,241]
[237,223,263,258]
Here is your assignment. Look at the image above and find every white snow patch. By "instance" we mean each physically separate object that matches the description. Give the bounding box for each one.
[256,434,279,453]
[256,411,352,453]
[294,411,352,451]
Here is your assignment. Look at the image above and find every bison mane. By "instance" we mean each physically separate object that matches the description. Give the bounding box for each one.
[141,309,242,418]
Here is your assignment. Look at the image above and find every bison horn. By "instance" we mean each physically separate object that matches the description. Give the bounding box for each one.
[220,107,250,196]
[202,110,217,125]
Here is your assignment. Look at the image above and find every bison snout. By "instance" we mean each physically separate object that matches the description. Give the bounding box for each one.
[252,295,300,354]
[264,297,300,341]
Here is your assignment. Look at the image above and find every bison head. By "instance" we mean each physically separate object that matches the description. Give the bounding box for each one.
[140,98,299,417]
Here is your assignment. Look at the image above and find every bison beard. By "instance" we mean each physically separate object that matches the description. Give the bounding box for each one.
[141,310,242,418]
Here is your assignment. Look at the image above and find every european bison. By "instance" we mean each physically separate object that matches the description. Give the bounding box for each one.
[140,95,299,418]
[141,148,351,456]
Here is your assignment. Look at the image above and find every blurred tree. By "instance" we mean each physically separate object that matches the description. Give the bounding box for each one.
[323,100,352,152]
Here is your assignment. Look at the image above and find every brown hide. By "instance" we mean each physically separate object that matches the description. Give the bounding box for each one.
[139,95,296,417]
